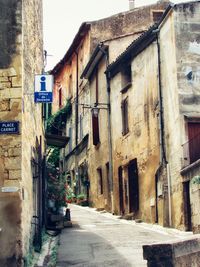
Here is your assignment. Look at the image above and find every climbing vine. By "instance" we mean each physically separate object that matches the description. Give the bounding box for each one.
[46,99,72,134]
[46,147,67,210]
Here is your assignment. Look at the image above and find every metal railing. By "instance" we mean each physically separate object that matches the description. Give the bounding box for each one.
[182,133,200,167]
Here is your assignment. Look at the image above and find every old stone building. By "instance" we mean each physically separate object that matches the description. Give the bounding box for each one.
[106,1,200,231]
[51,1,170,210]
[0,0,44,266]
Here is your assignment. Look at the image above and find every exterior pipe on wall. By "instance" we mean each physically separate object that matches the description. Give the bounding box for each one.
[99,43,114,214]
[75,51,79,147]
[74,51,79,193]
[167,163,172,227]
[155,30,172,227]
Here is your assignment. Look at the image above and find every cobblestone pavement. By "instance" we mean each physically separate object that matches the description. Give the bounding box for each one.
[57,204,193,267]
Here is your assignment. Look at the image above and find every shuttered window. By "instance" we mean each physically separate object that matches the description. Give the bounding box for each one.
[59,88,62,108]
[188,122,200,164]
[92,109,100,146]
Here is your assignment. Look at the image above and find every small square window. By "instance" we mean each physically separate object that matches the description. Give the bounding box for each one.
[121,65,132,90]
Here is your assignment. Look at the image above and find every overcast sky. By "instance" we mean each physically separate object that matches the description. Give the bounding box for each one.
[43,0,190,70]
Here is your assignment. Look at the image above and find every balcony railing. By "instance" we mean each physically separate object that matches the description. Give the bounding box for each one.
[182,132,200,167]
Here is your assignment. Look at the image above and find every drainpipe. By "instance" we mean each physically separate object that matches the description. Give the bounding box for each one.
[75,51,79,192]
[154,29,172,227]
[75,51,79,147]
[99,44,114,214]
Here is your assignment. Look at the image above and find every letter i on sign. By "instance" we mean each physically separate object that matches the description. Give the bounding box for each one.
[40,76,46,91]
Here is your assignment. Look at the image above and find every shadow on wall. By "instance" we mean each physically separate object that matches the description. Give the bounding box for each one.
[0,0,22,68]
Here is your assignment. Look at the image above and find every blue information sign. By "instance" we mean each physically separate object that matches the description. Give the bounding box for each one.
[0,121,20,134]
[34,74,53,103]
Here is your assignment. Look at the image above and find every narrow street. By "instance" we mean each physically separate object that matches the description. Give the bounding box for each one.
[57,204,192,267]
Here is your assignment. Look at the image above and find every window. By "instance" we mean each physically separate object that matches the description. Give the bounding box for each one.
[121,97,129,135]
[121,64,132,90]
[79,45,84,75]
[69,74,72,96]
[95,68,99,104]
[59,88,62,108]
[97,167,103,195]
[106,162,110,191]
[106,162,113,192]
[152,11,164,23]
[68,127,72,153]
[80,114,83,140]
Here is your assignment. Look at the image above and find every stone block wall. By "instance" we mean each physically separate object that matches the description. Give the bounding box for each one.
[0,1,23,265]
[21,0,44,256]
[0,0,44,265]
[143,234,200,267]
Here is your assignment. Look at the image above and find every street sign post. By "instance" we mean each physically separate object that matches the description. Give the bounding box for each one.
[34,74,53,103]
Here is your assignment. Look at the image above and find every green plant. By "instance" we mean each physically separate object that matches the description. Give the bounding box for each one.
[76,193,86,200]
[46,99,72,134]
[47,166,67,209]
[47,147,60,167]
[192,175,200,185]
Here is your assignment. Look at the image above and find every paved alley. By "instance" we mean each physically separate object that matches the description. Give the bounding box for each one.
[57,204,192,267]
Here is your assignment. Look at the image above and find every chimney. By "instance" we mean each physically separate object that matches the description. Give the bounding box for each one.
[129,0,135,10]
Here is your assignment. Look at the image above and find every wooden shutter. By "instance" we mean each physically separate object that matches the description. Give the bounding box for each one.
[92,111,100,146]
[188,122,200,163]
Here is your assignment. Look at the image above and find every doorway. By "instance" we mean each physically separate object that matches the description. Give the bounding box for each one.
[128,159,139,213]
[118,166,124,215]
[183,181,192,231]
[155,173,158,223]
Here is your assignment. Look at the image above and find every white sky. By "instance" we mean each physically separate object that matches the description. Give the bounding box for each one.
[43,0,191,70]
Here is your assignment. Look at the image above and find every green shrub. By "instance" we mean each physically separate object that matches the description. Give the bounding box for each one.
[76,193,86,200]
[192,175,200,185]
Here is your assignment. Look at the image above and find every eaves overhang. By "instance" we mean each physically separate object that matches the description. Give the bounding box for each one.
[45,133,70,148]
[106,3,175,79]
[81,44,108,80]
[50,22,91,75]
[106,24,158,78]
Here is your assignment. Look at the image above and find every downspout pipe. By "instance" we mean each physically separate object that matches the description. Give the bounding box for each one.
[75,51,79,147]
[154,29,172,227]
[75,51,79,192]
[99,43,114,213]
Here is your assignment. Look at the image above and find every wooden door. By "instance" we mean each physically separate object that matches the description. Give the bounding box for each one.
[128,159,139,213]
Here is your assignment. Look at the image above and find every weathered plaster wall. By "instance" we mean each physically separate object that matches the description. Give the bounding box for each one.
[90,1,170,53]
[106,34,141,63]
[175,2,200,117]
[56,2,170,209]
[21,0,44,257]
[159,10,184,229]
[160,2,200,230]
[110,42,160,222]
[88,57,110,210]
